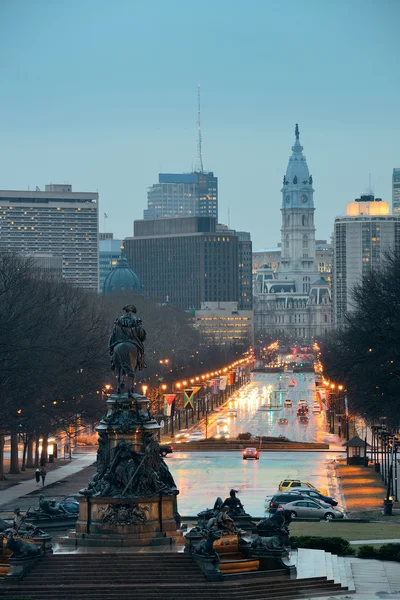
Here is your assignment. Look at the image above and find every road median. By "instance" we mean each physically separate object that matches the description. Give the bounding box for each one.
[173,440,329,451]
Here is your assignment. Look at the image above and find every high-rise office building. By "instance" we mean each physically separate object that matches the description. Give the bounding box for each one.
[124,216,238,310]
[333,194,400,326]
[144,172,218,221]
[393,168,400,215]
[216,224,252,310]
[0,184,98,290]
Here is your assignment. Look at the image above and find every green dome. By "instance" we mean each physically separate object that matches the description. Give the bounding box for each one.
[103,257,141,294]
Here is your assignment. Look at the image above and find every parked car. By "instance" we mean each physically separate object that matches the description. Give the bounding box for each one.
[268,492,308,513]
[242,447,259,460]
[159,444,173,457]
[278,479,328,496]
[278,418,288,425]
[283,399,292,407]
[295,488,338,507]
[276,498,344,520]
[189,430,204,442]
[174,429,190,443]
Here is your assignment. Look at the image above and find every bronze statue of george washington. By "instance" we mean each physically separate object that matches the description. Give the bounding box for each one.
[108,305,146,395]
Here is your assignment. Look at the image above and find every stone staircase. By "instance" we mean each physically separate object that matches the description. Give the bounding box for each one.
[294,548,355,592]
[0,550,354,600]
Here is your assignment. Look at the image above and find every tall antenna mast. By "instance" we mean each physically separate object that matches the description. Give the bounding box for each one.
[195,84,204,173]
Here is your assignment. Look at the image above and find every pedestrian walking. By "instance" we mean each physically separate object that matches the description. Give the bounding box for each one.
[35,468,40,485]
[40,466,47,486]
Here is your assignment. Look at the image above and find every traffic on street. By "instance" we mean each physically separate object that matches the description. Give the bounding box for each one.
[166,371,345,517]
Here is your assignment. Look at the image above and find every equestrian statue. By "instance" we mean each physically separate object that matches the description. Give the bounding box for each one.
[108,304,146,396]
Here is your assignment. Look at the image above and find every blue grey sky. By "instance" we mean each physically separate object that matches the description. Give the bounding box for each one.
[0,0,399,249]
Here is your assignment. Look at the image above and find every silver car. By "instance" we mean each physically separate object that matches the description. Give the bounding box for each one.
[275,498,344,521]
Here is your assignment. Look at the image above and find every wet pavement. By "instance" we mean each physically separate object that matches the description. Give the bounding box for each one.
[167,449,344,517]
[186,372,344,449]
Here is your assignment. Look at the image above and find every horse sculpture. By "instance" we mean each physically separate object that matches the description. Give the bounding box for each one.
[108,305,146,396]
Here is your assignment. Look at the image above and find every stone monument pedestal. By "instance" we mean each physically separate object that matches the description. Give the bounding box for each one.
[63,494,181,547]
[60,392,182,549]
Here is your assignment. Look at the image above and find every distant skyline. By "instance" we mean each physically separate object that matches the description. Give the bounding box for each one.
[0,0,399,249]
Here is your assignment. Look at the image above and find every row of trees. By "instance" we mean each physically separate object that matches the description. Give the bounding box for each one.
[0,253,249,477]
[321,253,400,429]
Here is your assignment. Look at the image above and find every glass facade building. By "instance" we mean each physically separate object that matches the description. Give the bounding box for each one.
[393,168,400,215]
[144,172,218,221]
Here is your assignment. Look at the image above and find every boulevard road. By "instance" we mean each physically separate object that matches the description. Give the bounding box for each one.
[167,449,343,518]
[185,372,339,446]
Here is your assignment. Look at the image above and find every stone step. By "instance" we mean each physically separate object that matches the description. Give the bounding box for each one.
[341,557,356,592]
[0,586,349,600]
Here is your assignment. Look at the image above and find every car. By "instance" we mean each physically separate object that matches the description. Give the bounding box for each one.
[298,400,307,406]
[268,492,308,513]
[297,406,309,415]
[189,431,204,442]
[278,479,328,496]
[159,444,173,457]
[312,403,321,412]
[227,409,237,417]
[295,488,338,507]
[283,399,292,407]
[217,417,228,424]
[278,418,288,425]
[288,382,295,387]
[174,429,190,443]
[298,415,309,424]
[242,447,259,460]
[276,498,344,521]
[215,430,230,439]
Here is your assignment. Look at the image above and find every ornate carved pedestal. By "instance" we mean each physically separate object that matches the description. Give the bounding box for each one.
[61,393,181,548]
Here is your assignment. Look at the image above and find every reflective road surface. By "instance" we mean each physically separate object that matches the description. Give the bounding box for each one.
[168,450,343,518]
[168,373,345,517]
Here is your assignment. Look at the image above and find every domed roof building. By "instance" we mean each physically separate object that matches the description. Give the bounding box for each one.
[103,256,142,294]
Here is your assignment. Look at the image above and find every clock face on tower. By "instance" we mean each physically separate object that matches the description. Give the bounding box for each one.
[285,195,291,204]
[300,194,308,204]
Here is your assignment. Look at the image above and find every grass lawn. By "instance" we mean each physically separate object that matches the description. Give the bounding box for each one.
[290,521,400,541]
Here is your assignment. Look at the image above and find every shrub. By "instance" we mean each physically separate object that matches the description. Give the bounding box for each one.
[378,543,400,562]
[357,545,378,559]
[238,432,252,440]
[290,536,355,555]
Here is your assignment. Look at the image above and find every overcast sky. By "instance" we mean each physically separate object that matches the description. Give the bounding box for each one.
[0,0,399,249]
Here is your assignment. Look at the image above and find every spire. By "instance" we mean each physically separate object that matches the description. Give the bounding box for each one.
[282,123,312,192]
[195,84,204,173]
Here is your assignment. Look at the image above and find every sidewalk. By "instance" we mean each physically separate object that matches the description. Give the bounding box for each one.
[0,453,96,509]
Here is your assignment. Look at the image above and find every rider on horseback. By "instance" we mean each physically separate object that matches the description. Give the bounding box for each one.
[109,305,146,367]
[108,305,146,394]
